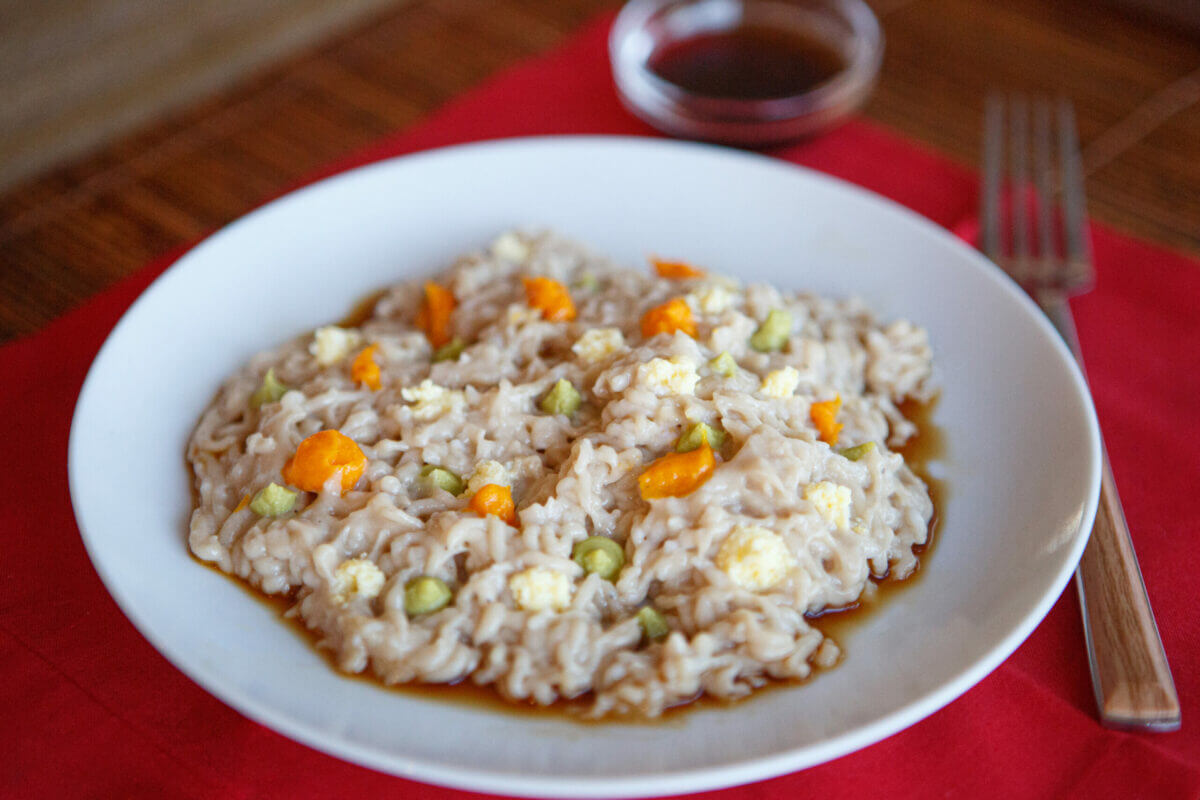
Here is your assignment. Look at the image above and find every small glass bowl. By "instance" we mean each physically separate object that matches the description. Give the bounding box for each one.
[610,0,883,146]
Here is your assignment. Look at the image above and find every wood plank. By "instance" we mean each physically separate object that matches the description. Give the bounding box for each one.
[0,0,407,191]
[863,0,1200,253]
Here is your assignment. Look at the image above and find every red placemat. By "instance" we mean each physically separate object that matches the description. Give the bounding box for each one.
[3,16,1198,800]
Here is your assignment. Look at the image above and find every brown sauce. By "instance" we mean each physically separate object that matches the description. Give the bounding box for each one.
[337,288,387,328]
[647,25,847,100]
[808,396,945,643]
[203,397,945,723]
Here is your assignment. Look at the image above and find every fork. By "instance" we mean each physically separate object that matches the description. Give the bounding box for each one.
[981,94,1181,731]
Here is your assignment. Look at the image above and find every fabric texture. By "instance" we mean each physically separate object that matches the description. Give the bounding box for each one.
[3,15,1196,800]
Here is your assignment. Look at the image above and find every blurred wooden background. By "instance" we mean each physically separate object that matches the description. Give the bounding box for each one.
[0,0,401,191]
[1,0,1198,343]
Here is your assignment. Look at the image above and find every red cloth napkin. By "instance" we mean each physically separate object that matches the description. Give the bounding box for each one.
[4,16,1198,800]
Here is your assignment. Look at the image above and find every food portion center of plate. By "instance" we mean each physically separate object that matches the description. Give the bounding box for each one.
[186,230,936,718]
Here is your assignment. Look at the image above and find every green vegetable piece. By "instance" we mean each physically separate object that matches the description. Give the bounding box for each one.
[249,482,297,517]
[540,378,582,416]
[636,606,670,643]
[420,464,464,495]
[838,441,876,461]
[572,536,625,581]
[249,368,289,408]
[404,576,453,615]
[749,309,793,352]
[574,271,599,291]
[709,351,738,377]
[676,422,727,453]
[433,336,466,362]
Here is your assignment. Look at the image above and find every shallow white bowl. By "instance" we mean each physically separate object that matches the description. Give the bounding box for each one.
[69,136,1100,798]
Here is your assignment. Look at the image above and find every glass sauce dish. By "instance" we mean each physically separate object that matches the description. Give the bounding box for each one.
[610,0,883,146]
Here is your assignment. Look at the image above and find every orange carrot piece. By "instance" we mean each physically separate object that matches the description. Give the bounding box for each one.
[233,494,251,513]
[640,298,696,339]
[415,282,456,347]
[282,430,367,494]
[468,483,518,526]
[522,276,576,322]
[350,344,382,391]
[637,445,716,500]
[810,395,844,445]
[651,258,705,279]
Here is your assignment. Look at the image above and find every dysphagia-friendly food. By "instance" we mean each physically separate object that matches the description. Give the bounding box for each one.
[187,231,935,717]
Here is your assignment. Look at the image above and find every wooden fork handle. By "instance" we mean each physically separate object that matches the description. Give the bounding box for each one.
[1076,455,1181,730]
[1040,291,1180,730]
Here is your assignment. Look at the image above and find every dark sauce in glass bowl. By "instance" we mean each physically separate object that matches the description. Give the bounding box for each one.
[647,24,848,100]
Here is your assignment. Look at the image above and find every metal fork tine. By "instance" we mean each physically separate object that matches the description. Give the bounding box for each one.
[982,94,1005,263]
[1032,98,1056,290]
[1009,95,1031,284]
[1058,98,1093,289]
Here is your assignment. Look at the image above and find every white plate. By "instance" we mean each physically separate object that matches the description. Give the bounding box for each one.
[69,136,1100,798]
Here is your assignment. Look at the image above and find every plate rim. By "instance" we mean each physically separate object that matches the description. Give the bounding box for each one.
[68,134,1103,798]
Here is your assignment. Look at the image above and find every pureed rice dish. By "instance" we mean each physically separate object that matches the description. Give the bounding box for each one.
[187,231,935,717]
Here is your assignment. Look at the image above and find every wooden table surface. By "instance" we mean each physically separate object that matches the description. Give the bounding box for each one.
[2,0,1198,344]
